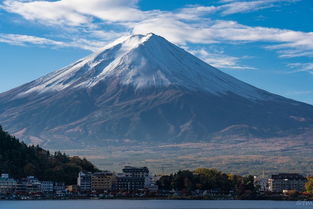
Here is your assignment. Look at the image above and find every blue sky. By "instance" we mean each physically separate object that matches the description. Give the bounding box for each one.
[0,0,313,104]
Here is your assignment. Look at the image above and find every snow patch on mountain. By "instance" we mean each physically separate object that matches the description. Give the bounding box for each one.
[17,33,268,100]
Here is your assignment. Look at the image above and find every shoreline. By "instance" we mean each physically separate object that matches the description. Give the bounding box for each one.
[1,196,312,201]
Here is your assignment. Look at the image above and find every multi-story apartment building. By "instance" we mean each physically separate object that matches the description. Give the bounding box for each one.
[25,176,41,193]
[77,171,92,192]
[41,181,54,193]
[76,167,157,193]
[15,180,27,194]
[91,171,116,192]
[122,166,149,178]
[268,173,307,193]
[115,166,150,191]
[54,182,65,193]
[0,174,16,194]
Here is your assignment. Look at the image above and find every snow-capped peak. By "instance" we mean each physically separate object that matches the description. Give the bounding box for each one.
[17,33,267,100]
[18,33,155,96]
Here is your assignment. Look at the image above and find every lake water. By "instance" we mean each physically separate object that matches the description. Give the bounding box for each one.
[0,200,312,209]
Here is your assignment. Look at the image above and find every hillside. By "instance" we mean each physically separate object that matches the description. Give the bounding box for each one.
[0,125,98,185]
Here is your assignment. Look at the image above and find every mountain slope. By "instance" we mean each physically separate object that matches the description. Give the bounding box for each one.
[0,33,312,147]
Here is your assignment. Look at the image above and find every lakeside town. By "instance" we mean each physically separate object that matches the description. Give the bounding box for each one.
[1,166,313,200]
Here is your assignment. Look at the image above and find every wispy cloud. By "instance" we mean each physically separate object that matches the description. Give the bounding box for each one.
[174,0,298,19]
[2,0,290,28]
[132,19,313,61]
[0,33,64,47]
[0,0,312,69]
[219,0,298,15]
[0,33,109,51]
[1,0,144,26]
[190,48,255,70]
[288,63,313,74]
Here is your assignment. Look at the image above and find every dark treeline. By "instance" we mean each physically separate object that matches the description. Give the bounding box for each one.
[0,125,98,185]
[157,168,256,199]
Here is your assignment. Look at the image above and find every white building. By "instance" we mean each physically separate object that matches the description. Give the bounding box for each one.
[26,176,41,193]
[54,182,65,193]
[77,171,92,192]
[41,181,54,193]
[0,174,16,194]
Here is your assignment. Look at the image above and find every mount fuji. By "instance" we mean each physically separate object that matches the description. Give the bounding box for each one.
[0,33,313,148]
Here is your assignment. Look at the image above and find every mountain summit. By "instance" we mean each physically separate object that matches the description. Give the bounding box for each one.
[0,33,313,147]
[16,33,265,99]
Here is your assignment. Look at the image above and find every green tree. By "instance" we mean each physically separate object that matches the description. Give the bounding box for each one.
[305,176,313,195]
[194,168,231,192]
[157,175,173,190]
[172,170,195,192]
[0,125,99,184]
[237,175,257,199]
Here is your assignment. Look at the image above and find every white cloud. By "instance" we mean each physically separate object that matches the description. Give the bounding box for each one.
[2,0,90,26]
[1,0,299,27]
[219,0,237,3]
[64,38,109,51]
[1,0,144,26]
[175,6,218,20]
[1,0,312,66]
[131,17,218,45]
[219,0,298,15]
[190,48,255,70]
[0,33,109,51]
[132,19,313,60]
[266,34,313,58]
[0,33,64,46]
[174,0,298,19]
[288,63,313,73]
[274,49,313,58]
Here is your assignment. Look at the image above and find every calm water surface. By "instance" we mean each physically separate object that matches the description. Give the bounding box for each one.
[0,200,312,209]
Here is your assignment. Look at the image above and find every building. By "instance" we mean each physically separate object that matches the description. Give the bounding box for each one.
[116,173,145,191]
[91,171,116,192]
[146,175,158,192]
[122,166,149,178]
[76,166,156,193]
[115,166,149,191]
[77,171,92,192]
[0,174,16,194]
[41,181,54,193]
[254,176,268,192]
[54,182,65,193]
[268,173,307,193]
[14,177,41,194]
[25,176,41,193]
[1,174,9,179]
[66,185,78,193]
[15,180,27,194]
